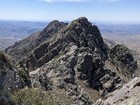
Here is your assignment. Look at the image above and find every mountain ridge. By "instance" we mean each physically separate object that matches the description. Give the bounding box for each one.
[1,17,139,105]
[5,20,67,62]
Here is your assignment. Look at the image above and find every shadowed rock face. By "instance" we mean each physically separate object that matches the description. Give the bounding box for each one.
[0,52,14,105]
[109,44,138,78]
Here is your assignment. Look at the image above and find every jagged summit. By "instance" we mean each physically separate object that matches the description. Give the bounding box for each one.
[40,20,67,37]
[58,17,107,59]
[16,17,107,71]
[47,20,66,27]
[72,17,89,26]
[63,17,99,35]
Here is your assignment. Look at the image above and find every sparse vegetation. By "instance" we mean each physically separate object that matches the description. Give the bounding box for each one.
[0,51,7,63]
[0,51,13,70]
[18,67,29,79]
[11,88,60,105]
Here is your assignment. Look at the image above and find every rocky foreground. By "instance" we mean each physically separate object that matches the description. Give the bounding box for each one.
[0,17,140,105]
[0,51,15,105]
[95,76,140,105]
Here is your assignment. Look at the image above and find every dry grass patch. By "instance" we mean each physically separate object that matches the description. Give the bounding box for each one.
[11,88,60,105]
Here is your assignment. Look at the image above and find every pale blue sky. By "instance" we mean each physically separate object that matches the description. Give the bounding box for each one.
[0,0,140,23]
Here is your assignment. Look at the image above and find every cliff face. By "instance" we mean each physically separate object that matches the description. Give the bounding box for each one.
[4,17,139,104]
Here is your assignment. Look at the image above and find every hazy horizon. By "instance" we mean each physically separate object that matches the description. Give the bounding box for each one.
[0,0,140,24]
[1,19,140,25]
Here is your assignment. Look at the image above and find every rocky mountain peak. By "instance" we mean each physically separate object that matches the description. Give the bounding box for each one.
[72,17,89,26]
[47,20,65,27]
[3,17,139,105]
[5,20,67,62]
[41,20,68,35]
[57,17,107,59]
[63,17,96,35]
[17,17,108,72]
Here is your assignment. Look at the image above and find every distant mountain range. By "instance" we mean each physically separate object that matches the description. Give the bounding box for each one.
[98,24,140,53]
[0,20,48,37]
[98,24,140,36]
[0,21,48,50]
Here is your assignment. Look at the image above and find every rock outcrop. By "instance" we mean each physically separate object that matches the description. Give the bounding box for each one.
[109,44,137,79]
[94,76,140,105]
[0,51,14,105]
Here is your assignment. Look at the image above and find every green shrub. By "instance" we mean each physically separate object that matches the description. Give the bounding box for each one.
[11,88,60,105]
[0,51,7,63]
[0,51,13,70]
[18,68,28,79]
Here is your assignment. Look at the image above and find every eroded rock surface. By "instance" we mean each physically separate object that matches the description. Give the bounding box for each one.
[94,77,140,105]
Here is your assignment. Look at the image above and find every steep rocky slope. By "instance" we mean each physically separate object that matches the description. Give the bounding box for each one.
[5,20,67,62]
[4,17,139,105]
[19,17,107,71]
